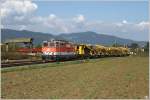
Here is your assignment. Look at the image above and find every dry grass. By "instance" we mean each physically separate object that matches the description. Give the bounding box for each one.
[1,56,149,99]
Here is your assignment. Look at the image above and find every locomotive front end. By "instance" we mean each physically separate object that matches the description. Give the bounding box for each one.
[42,39,76,61]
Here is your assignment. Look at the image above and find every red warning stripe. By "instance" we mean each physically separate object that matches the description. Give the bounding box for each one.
[42,47,75,52]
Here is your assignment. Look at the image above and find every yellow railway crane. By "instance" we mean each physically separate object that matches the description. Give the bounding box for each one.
[75,43,130,58]
[75,44,91,58]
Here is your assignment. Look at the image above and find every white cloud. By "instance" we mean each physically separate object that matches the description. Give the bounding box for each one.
[48,14,56,19]
[116,23,123,27]
[1,0,37,18]
[1,24,4,29]
[137,21,149,27]
[136,21,150,31]
[1,0,69,33]
[73,14,85,23]
[19,25,27,30]
[122,20,127,24]
[1,0,38,26]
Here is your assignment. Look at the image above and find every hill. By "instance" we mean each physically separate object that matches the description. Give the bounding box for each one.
[58,31,146,46]
[1,29,146,46]
[1,29,55,45]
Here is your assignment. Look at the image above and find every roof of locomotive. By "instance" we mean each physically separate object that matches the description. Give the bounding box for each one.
[43,39,74,44]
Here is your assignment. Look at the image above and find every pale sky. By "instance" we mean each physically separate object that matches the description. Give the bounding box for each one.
[1,0,149,41]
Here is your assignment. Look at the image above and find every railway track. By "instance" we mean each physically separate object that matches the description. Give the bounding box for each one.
[1,56,126,68]
[1,59,75,68]
[1,58,85,68]
[1,60,46,68]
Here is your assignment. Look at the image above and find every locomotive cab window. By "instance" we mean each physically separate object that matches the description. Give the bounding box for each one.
[61,43,64,46]
[55,42,60,47]
[43,42,48,47]
[49,42,55,47]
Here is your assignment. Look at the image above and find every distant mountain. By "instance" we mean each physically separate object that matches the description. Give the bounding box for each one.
[1,29,55,45]
[58,31,146,46]
[1,29,147,47]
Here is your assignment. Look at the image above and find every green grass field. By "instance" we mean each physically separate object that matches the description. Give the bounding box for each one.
[1,56,149,99]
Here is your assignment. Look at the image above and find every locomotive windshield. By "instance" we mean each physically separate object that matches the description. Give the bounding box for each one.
[49,42,55,47]
[43,42,48,47]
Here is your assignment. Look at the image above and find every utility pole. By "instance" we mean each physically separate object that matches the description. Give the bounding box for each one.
[114,40,117,47]
[124,44,126,48]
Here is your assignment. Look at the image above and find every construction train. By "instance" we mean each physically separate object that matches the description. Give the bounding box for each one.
[2,38,130,61]
[41,39,130,61]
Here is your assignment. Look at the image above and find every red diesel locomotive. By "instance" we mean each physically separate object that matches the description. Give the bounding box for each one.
[42,39,76,60]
